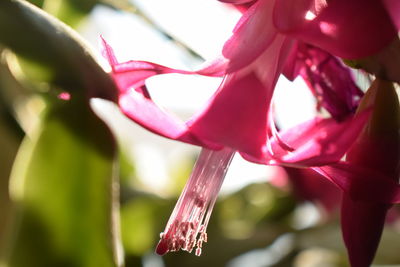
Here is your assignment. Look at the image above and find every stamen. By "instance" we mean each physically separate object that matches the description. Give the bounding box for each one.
[155,147,235,256]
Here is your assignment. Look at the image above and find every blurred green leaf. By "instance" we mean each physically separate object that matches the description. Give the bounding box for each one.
[118,148,135,186]
[218,183,295,239]
[119,188,174,257]
[42,0,98,28]
[0,0,117,101]
[121,200,156,255]
[0,60,24,246]
[5,97,121,267]
[26,0,45,7]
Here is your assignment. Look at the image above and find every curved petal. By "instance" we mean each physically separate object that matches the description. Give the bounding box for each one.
[101,37,198,92]
[112,61,190,93]
[188,70,270,158]
[274,0,398,58]
[206,0,278,74]
[313,163,400,204]
[101,37,221,148]
[261,110,370,167]
[189,35,291,158]
[118,90,220,149]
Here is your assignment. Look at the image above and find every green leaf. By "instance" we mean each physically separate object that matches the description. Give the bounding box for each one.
[42,0,98,28]
[5,97,121,267]
[0,0,117,101]
[120,199,156,255]
[26,0,45,7]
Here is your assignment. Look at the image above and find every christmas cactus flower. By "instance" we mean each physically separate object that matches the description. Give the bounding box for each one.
[101,38,368,167]
[100,0,400,259]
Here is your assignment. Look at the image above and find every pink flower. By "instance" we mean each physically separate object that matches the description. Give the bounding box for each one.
[101,30,368,167]
[101,0,400,258]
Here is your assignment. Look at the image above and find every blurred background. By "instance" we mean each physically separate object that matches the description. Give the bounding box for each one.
[1,0,400,266]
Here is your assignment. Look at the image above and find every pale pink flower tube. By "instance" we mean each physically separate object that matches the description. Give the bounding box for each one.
[156,147,235,256]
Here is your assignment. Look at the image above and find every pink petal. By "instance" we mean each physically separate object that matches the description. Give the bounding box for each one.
[261,110,370,167]
[273,0,313,32]
[189,35,291,158]
[102,37,217,147]
[273,0,398,58]
[208,0,278,74]
[118,90,220,148]
[188,70,270,158]
[281,41,303,81]
[112,61,190,93]
[101,37,198,92]
[313,163,400,204]
[101,35,118,66]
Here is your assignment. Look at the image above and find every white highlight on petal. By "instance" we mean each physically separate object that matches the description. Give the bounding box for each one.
[305,11,316,21]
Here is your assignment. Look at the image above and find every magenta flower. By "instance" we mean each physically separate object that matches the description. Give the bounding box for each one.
[101,36,367,168]
[314,79,400,266]
[101,0,399,259]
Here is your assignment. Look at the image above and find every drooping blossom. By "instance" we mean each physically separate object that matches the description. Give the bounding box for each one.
[101,0,371,167]
[101,0,399,258]
[314,79,400,266]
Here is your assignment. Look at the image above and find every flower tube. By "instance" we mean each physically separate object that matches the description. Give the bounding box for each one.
[156,147,235,256]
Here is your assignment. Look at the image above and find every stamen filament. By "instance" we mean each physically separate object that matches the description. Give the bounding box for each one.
[156,147,235,256]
